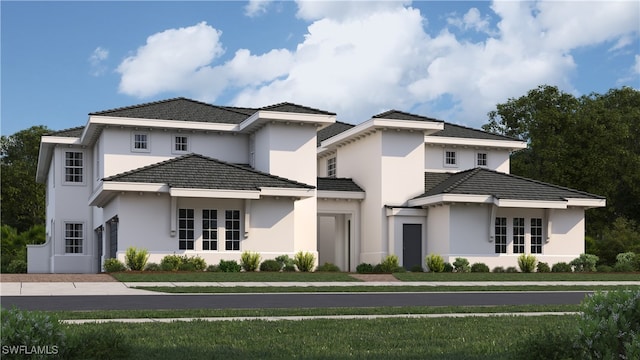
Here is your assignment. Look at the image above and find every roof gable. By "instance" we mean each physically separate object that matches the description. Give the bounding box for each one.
[259,102,336,115]
[317,121,355,146]
[103,153,314,191]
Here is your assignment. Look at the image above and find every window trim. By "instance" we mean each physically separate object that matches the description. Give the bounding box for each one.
[131,132,150,153]
[64,222,84,254]
[63,151,85,185]
[202,209,218,251]
[225,210,241,251]
[172,134,189,154]
[444,150,457,167]
[494,217,507,254]
[327,157,337,178]
[512,217,525,254]
[178,208,194,250]
[476,152,488,167]
[531,218,543,254]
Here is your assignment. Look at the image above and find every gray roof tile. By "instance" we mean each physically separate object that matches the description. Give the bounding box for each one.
[431,123,519,141]
[317,178,364,192]
[418,168,604,201]
[104,154,314,190]
[259,102,336,115]
[317,121,355,146]
[46,126,85,137]
[373,110,443,122]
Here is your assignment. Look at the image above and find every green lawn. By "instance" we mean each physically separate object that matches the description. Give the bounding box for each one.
[394,272,640,281]
[62,315,578,359]
[111,271,360,282]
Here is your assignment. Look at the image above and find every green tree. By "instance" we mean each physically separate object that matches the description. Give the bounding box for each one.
[1,125,50,231]
[1,224,46,272]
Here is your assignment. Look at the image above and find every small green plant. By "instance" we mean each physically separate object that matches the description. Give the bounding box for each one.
[596,264,613,272]
[470,262,489,273]
[240,251,261,272]
[184,255,207,271]
[379,254,403,273]
[492,266,505,273]
[293,251,316,272]
[259,259,282,272]
[144,262,161,271]
[505,266,519,273]
[536,262,550,273]
[575,289,640,359]
[275,255,296,272]
[103,258,126,272]
[125,246,149,271]
[206,264,220,272]
[452,257,470,273]
[356,262,374,274]
[409,264,424,272]
[160,254,183,271]
[218,259,241,272]
[614,251,639,272]
[517,254,537,273]
[443,262,454,272]
[425,254,445,273]
[317,262,341,272]
[1,307,66,360]
[570,253,598,272]
[551,262,572,273]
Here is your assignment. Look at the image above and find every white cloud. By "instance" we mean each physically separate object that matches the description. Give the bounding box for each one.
[635,55,640,75]
[89,47,109,76]
[447,8,494,35]
[245,0,272,18]
[295,0,411,21]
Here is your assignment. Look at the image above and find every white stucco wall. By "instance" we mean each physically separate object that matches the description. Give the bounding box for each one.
[424,145,511,173]
[317,198,361,271]
[426,205,451,256]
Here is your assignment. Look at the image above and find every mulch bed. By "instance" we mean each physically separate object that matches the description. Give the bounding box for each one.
[0,274,117,282]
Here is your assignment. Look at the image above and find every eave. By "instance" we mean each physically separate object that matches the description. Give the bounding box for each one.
[425,135,527,150]
[238,110,336,133]
[36,136,81,183]
[317,190,365,200]
[408,193,605,209]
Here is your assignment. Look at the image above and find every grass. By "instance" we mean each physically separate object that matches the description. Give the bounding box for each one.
[394,272,640,281]
[111,271,360,282]
[61,314,579,359]
[135,284,640,293]
[50,304,581,320]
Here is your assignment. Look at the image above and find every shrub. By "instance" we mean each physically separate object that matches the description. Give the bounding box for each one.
[470,262,489,273]
[275,255,295,268]
[356,262,374,274]
[294,251,316,272]
[410,264,424,272]
[317,262,341,272]
[517,254,537,273]
[380,254,401,273]
[613,262,635,272]
[144,262,161,271]
[103,258,126,272]
[160,254,182,271]
[124,246,149,271]
[505,266,519,273]
[570,253,598,272]
[206,264,220,272]
[596,264,613,273]
[283,263,296,272]
[372,264,384,273]
[443,262,454,272]
[551,262,572,273]
[1,307,66,360]
[452,257,470,273]
[218,260,241,273]
[184,256,207,271]
[178,262,197,271]
[6,259,27,273]
[425,254,445,273]
[260,259,282,272]
[615,252,639,272]
[575,289,640,359]
[240,251,261,272]
[492,266,505,273]
[536,262,550,273]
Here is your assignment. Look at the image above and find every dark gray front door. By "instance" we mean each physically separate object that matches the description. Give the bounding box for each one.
[403,224,422,270]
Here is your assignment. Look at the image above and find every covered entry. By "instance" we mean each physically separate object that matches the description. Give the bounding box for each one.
[386,207,427,270]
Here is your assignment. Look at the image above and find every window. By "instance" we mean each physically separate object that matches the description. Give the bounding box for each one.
[495,217,507,253]
[513,217,525,253]
[202,209,218,251]
[477,152,487,167]
[445,150,457,166]
[174,136,188,153]
[225,210,241,251]
[132,132,149,152]
[178,209,194,250]
[531,218,543,254]
[64,151,84,183]
[65,223,83,253]
[327,157,337,178]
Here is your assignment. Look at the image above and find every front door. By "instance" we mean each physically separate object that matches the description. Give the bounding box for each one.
[402,224,422,270]
[108,217,118,258]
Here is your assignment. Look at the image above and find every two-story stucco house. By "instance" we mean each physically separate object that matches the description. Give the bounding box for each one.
[28,98,605,273]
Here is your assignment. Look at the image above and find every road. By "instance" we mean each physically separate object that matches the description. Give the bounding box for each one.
[1,291,591,311]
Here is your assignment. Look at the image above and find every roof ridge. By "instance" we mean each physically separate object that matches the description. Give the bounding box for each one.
[260,102,336,115]
[45,125,85,136]
[372,109,442,122]
[441,168,481,193]
[89,97,220,115]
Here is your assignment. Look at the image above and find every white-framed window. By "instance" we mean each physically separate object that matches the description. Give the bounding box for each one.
[64,222,83,254]
[132,132,150,152]
[444,150,457,167]
[327,157,337,178]
[225,210,241,251]
[173,135,189,153]
[495,217,507,254]
[513,217,525,254]
[531,218,543,254]
[477,152,487,167]
[64,151,84,184]
[178,208,194,250]
[202,209,218,251]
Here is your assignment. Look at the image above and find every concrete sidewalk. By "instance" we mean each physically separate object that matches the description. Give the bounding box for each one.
[2,280,639,296]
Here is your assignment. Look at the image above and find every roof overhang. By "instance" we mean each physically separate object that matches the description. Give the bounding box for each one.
[318,118,444,156]
[317,190,365,200]
[408,194,603,209]
[36,136,82,183]
[425,135,527,150]
[238,110,336,133]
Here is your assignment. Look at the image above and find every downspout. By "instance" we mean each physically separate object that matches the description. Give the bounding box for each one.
[489,202,497,242]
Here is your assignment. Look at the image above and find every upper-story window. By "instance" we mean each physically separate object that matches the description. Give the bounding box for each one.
[444,150,457,167]
[477,152,487,167]
[64,151,84,184]
[174,135,189,153]
[132,132,150,152]
[327,157,337,178]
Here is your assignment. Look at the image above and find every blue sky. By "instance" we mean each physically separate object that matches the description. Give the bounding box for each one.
[2,1,638,136]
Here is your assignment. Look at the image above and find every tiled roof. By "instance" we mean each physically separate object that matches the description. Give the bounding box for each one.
[430,123,519,141]
[259,102,336,115]
[373,110,443,123]
[317,121,355,146]
[418,168,604,201]
[90,97,250,124]
[46,126,85,137]
[103,154,314,190]
[317,177,364,192]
